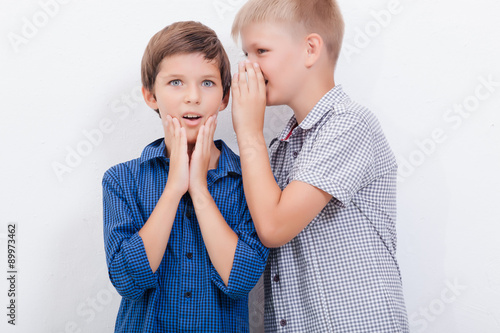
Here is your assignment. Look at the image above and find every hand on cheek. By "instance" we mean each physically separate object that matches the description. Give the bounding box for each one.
[189,115,217,193]
[164,115,190,196]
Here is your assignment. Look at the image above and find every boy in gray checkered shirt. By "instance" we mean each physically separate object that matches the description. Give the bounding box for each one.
[230,0,409,332]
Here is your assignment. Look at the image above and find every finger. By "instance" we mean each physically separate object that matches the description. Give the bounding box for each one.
[214,117,218,138]
[169,117,179,156]
[179,126,187,155]
[195,124,205,157]
[253,62,266,95]
[172,116,180,131]
[172,117,178,138]
[245,61,258,92]
[163,115,173,154]
[205,116,215,154]
[238,61,248,92]
[209,116,217,143]
[163,114,171,134]
[210,117,217,155]
[169,116,176,138]
[172,117,183,147]
[231,73,240,99]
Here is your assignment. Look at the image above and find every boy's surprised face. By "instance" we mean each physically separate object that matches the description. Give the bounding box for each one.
[241,22,307,107]
[147,53,227,145]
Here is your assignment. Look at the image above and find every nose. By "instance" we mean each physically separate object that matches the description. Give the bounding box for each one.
[184,85,201,104]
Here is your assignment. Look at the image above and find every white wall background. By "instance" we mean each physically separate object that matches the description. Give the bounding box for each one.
[1,0,499,332]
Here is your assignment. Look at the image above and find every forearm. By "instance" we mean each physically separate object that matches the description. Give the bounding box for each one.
[107,233,160,300]
[237,132,333,247]
[236,132,284,244]
[138,185,182,273]
[190,187,238,286]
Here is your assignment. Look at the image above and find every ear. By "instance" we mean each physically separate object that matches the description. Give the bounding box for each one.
[304,33,323,68]
[142,86,159,110]
[218,92,230,111]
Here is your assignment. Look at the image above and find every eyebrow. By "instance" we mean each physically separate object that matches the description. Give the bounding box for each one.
[157,73,219,80]
[245,40,266,47]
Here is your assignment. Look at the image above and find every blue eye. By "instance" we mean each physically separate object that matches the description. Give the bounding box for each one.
[169,80,181,86]
[202,80,214,87]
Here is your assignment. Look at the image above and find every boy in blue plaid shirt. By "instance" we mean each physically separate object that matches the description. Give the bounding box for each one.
[102,21,268,332]
[231,0,409,332]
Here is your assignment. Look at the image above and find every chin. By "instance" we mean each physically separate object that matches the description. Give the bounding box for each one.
[186,133,199,145]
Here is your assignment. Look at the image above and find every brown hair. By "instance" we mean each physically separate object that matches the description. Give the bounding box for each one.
[141,21,231,114]
[232,0,344,66]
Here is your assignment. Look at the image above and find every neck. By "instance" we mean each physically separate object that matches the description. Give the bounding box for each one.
[208,141,221,169]
[289,79,335,124]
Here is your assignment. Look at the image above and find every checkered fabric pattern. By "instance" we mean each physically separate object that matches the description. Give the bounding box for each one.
[103,139,268,332]
[264,85,409,332]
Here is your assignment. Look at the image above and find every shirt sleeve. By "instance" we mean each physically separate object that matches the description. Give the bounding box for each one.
[102,168,159,300]
[210,203,269,300]
[294,113,374,207]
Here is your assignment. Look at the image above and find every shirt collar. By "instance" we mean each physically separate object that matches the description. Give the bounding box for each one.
[299,84,349,130]
[278,85,350,141]
[139,138,241,177]
[140,138,167,164]
[212,140,242,177]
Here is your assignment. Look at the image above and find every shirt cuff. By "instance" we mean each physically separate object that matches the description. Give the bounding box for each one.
[119,232,159,292]
[211,238,266,300]
[294,169,350,207]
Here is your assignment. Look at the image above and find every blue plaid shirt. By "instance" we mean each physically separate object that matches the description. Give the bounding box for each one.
[103,138,268,332]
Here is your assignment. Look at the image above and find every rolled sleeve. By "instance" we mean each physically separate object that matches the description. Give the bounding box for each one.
[294,115,374,207]
[211,207,268,300]
[103,169,159,300]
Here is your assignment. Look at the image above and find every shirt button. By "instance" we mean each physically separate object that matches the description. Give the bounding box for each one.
[273,274,280,282]
[280,319,287,327]
[186,253,193,259]
[292,151,298,158]
[184,291,192,298]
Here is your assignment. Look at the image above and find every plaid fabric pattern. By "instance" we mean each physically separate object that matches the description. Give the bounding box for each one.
[264,85,409,332]
[103,139,268,332]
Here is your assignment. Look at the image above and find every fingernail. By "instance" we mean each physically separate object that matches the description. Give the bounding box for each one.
[244,59,251,63]
[253,62,259,68]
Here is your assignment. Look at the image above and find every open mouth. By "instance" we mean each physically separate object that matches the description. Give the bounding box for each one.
[183,114,202,120]
[181,114,203,127]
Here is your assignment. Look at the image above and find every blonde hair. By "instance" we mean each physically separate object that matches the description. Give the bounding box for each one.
[232,0,344,65]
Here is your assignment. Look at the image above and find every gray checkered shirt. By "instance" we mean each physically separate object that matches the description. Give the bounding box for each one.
[264,85,409,332]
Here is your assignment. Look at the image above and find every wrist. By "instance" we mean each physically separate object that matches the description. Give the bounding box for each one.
[236,128,263,142]
[189,186,212,210]
[237,132,267,154]
[164,181,186,200]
